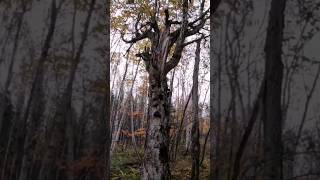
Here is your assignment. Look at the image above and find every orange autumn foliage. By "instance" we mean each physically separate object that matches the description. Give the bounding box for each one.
[121,128,146,138]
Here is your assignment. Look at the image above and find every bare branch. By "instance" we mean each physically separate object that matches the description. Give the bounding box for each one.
[189,9,209,26]
[182,35,208,47]
[186,15,210,36]
[169,5,209,41]
[164,0,189,74]
[120,29,151,43]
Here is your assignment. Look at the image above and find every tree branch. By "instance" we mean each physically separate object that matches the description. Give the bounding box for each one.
[182,35,208,47]
[164,0,189,74]
[120,29,151,43]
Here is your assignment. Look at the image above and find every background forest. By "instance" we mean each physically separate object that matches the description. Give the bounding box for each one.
[110,0,320,179]
[0,0,107,179]
[1,0,320,180]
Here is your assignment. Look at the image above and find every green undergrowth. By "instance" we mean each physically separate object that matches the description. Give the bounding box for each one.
[111,145,142,179]
[111,145,210,179]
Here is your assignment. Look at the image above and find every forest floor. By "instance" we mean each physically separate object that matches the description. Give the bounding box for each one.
[111,144,210,179]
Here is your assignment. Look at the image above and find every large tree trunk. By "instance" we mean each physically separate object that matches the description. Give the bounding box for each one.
[190,39,201,180]
[263,0,286,179]
[142,68,171,180]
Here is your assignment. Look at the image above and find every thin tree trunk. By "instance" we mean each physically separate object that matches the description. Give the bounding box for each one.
[200,128,210,167]
[105,0,111,177]
[129,61,142,160]
[111,58,129,150]
[231,80,265,180]
[173,87,192,161]
[184,71,192,152]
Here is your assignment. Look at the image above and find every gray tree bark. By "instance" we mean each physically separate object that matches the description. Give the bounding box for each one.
[190,38,201,180]
[142,69,171,180]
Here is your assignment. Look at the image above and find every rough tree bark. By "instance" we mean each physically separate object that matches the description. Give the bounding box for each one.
[142,68,172,179]
[190,38,202,180]
[262,0,286,179]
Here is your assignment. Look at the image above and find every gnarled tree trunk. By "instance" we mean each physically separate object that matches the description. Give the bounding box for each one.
[143,67,171,180]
